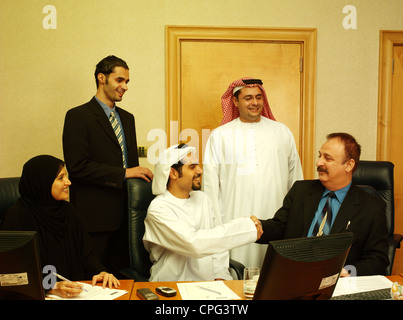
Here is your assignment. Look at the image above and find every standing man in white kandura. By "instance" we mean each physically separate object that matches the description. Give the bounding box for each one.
[203,77,303,268]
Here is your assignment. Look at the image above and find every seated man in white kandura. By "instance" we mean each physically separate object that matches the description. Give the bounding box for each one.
[143,143,263,281]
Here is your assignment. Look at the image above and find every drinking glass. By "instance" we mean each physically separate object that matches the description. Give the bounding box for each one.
[243,267,260,299]
[391,282,403,300]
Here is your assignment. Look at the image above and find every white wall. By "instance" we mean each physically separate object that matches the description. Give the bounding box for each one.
[1,0,402,176]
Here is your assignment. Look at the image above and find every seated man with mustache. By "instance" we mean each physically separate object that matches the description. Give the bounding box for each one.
[143,144,263,281]
[257,133,389,276]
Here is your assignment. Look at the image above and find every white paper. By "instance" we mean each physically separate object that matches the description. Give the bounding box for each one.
[46,282,128,300]
[177,281,241,300]
[332,275,393,297]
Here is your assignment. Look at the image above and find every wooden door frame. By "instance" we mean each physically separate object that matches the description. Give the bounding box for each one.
[377,31,403,160]
[165,26,317,178]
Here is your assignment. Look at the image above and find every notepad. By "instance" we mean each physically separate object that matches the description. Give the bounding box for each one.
[177,281,241,300]
[332,275,393,297]
[46,282,128,300]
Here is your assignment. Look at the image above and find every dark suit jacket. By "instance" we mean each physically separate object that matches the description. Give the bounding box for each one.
[258,180,389,276]
[62,97,139,232]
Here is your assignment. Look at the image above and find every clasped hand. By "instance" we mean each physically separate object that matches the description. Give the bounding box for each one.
[250,216,264,240]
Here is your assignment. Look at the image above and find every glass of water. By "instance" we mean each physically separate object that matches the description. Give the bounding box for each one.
[391,282,403,300]
[243,267,260,299]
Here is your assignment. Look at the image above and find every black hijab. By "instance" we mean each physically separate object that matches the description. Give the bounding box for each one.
[3,155,91,280]
[18,155,68,235]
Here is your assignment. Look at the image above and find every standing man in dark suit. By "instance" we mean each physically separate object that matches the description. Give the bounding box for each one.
[62,55,153,275]
[257,133,389,276]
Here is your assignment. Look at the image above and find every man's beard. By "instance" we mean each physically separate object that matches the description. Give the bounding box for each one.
[192,175,202,191]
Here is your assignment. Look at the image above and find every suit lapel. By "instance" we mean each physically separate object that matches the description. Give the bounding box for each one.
[330,185,360,234]
[89,98,120,147]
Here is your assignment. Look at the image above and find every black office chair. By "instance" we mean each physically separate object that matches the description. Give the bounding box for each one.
[352,160,402,275]
[122,178,246,281]
[0,177,20,227]
[120,178,154,281]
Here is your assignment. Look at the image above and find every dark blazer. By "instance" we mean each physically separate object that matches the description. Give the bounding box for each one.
[258,179,390,276]
[62,97,139,232]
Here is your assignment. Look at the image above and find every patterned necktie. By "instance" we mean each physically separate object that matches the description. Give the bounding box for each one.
[109,111,126,168]
[314,191,336,236]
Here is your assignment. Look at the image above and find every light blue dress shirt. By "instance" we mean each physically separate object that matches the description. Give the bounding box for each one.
[307,182,352,237]
[94,96,128,167]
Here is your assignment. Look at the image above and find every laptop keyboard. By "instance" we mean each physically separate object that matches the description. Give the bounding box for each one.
[331,288,390,300]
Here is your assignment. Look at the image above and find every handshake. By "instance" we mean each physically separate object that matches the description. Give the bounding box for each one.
[250,216,263,240]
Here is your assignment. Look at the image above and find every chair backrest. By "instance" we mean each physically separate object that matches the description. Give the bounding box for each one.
[0,177,20,226]
[352,160,394,236]
[352,160,395,275]
[126,178,155,280]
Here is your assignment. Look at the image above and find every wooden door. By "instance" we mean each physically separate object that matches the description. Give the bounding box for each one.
[181,41,301,158]
[378,31,403,274]
[390,45,403,274]
[166,26,317,178]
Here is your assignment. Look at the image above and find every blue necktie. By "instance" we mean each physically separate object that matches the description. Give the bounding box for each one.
[313,191,336,236]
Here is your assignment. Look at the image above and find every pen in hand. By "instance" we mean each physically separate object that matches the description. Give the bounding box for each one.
[53,272,88,292]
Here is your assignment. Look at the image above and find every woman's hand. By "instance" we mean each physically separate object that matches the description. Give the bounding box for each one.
[92,271,121,289]
[48,280,83,298]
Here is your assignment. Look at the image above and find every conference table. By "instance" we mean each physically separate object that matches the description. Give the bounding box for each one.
[130,279,244,300]
[86,275,403,300]
[81,279,244,300]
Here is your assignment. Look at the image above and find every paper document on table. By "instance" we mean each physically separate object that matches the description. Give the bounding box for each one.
[177,281,241,300]
[46,282,128,300]
[332,275,393,297]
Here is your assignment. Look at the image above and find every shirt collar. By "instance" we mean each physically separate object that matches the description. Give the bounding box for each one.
[94,96,116,117]
[323,181,352,203]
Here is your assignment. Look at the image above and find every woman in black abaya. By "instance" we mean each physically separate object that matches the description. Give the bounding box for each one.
[1,155,120,298]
